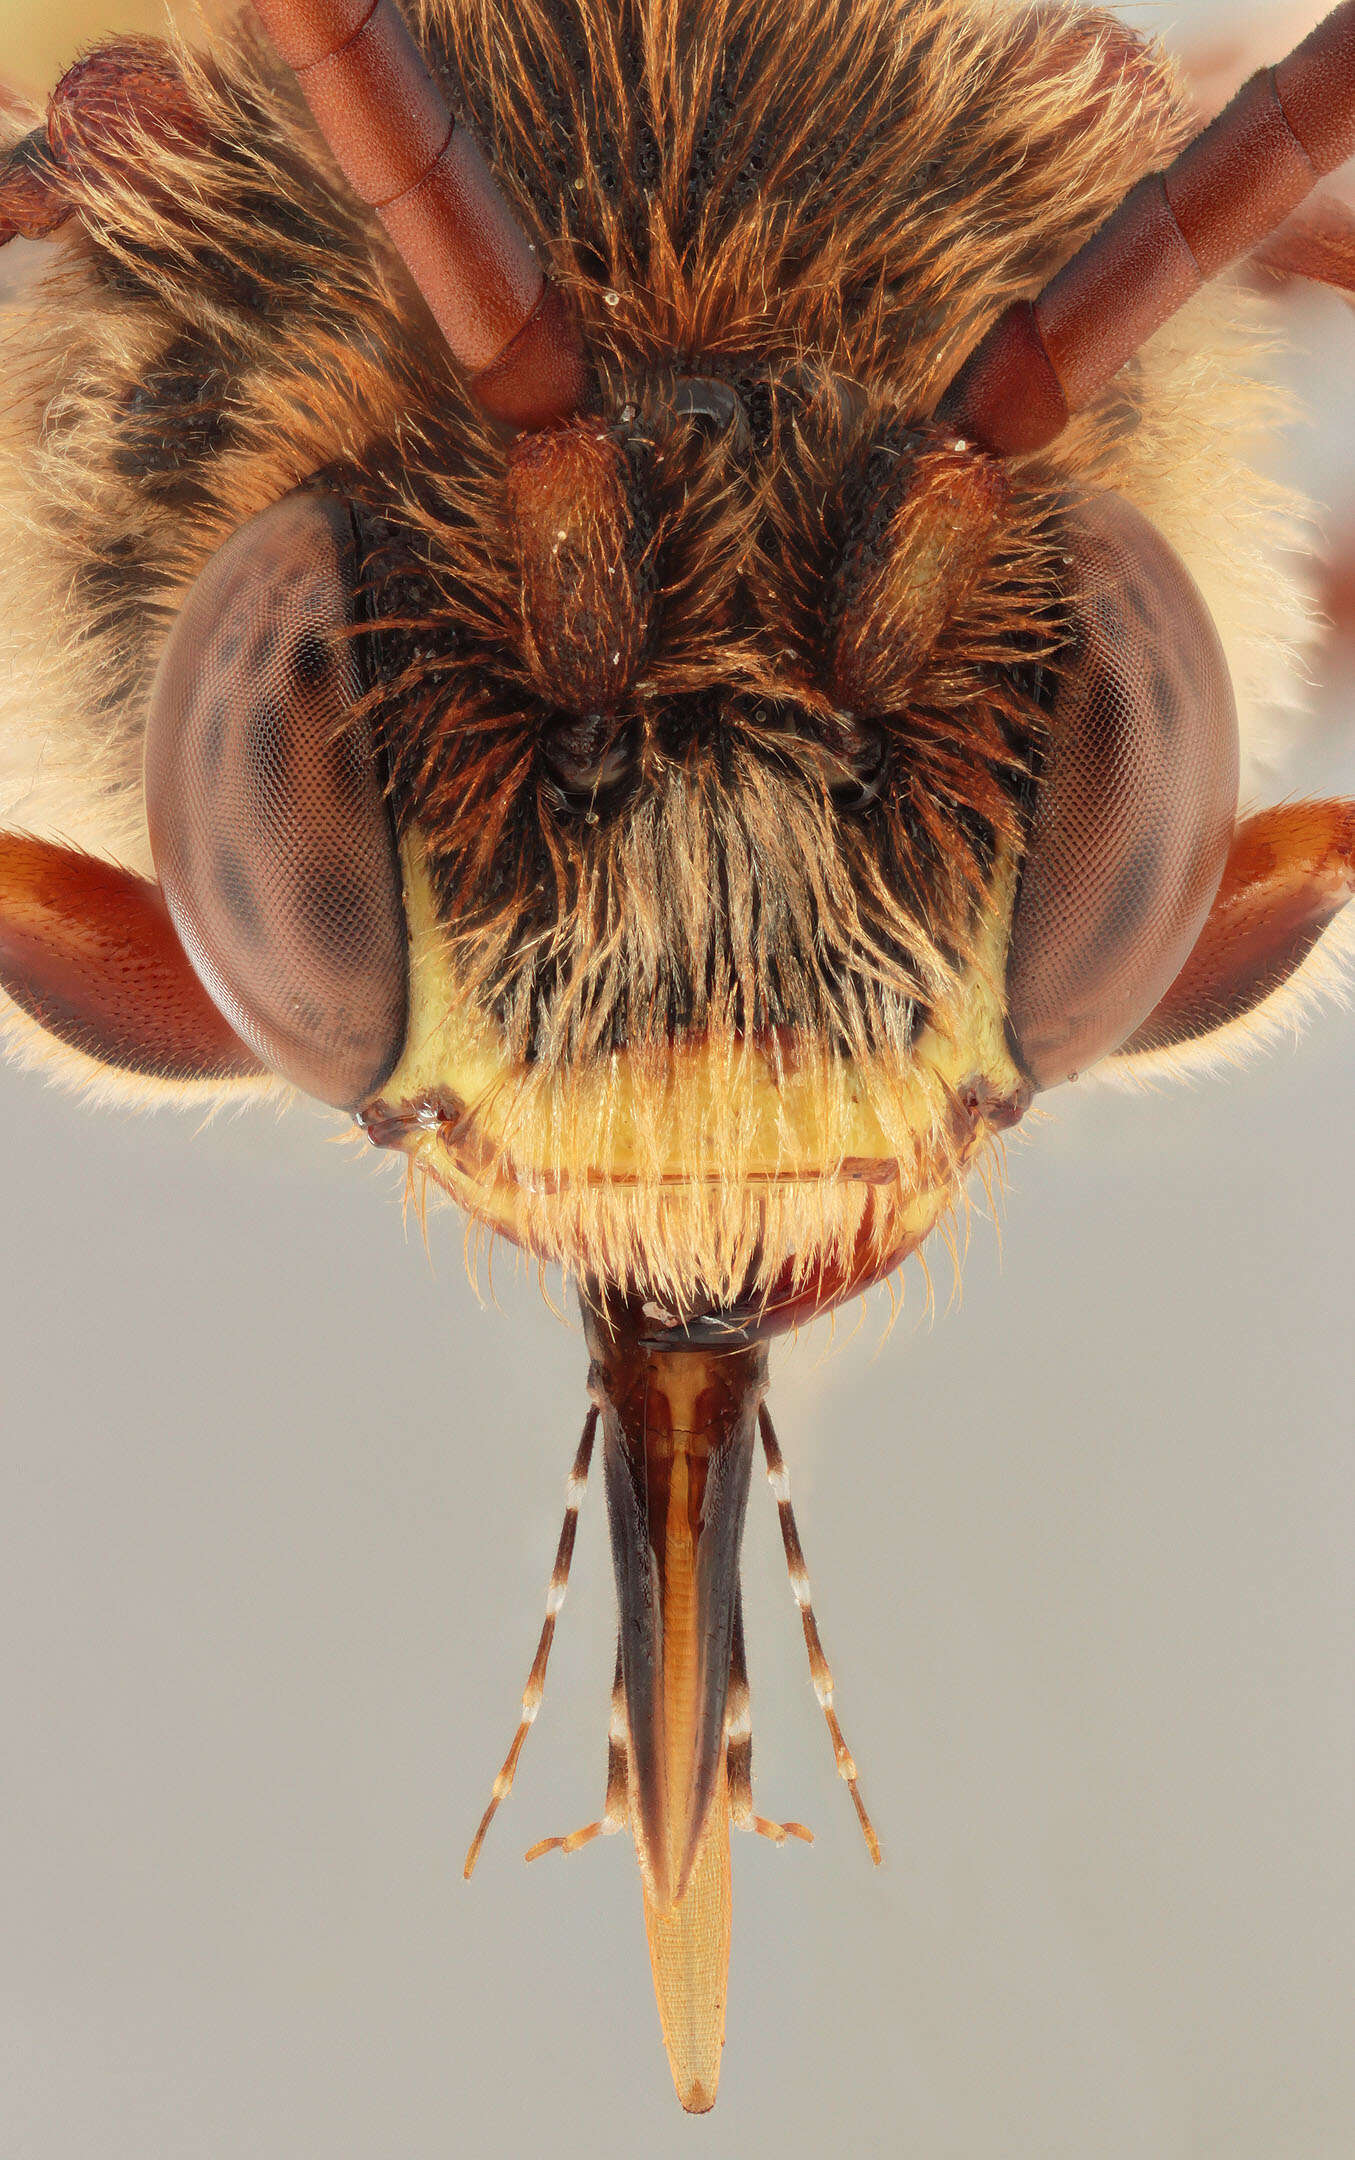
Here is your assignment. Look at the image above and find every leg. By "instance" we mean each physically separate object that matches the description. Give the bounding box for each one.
[1115,801,1355,1058]
[725,1588,813,1847]
[1,40,205,247]
[463,1408,598,1879]
[1323,528,1355,657]
[1254,194,1355,298]
[759,1406,882,1866]
[525,1638,630,1863]
[0,128,68,242]
[0,833,263,1084]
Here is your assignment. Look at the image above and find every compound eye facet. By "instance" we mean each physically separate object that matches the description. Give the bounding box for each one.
[1005,491,1239,1088]
[145,491,408,1109]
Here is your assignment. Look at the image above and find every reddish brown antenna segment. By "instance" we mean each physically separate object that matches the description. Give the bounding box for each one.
[248,0,585,427]
[941,1,1355,455]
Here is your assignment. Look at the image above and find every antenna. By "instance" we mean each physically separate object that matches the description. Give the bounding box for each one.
[249,0,586,428]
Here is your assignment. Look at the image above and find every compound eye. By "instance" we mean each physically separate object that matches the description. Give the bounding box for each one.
[1005,492,1238,1087]
[145,491,408,1109]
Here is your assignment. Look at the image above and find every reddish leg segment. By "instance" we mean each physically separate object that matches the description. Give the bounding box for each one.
[0,833,264,1080]
[1321,527,1355,655]
[1115,802,1355,1057]
[0,40,207,246]
[0,128,68,241]
[1254,194,1355,297]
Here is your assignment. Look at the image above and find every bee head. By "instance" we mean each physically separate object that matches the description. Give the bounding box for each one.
[137,333,1241,1325]
[136,374,1043,1323]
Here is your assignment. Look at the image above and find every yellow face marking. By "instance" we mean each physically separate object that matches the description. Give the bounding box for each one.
[370,835,1027,1308]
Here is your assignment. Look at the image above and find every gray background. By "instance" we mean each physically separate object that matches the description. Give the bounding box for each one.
[1,2,1352,2154]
